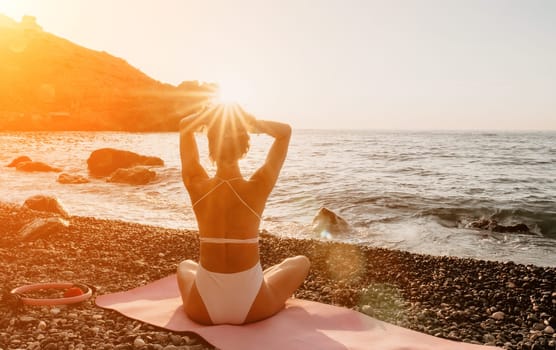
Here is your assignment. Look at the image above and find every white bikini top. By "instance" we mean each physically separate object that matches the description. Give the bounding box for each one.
[193,177,261,245]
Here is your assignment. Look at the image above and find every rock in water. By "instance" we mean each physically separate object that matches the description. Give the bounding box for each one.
[18,217,70,241]
[492,223,530,233]
[312,207,351,236]
[7,155,31,167]
[15,161,61,172]
[466,218,531,234]
[107,166,156,185]
[57,173,90,184]
[87,148,164,177]
[23,195,70,218]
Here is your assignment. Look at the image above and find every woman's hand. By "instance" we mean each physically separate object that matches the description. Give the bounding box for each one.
[245,115,260,134]
[235,105,260,134]
[180,106,211,133]
[250,120,291,139]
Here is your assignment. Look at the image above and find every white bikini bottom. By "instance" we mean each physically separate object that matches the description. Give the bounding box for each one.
[195,261,264,324]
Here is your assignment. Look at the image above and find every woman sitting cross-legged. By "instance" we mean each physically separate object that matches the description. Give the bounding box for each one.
[177,103,310,325]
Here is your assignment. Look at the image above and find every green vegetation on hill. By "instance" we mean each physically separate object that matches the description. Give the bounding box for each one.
[0,15,215,131]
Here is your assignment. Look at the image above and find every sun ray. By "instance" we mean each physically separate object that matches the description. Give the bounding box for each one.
[216,104,227,161]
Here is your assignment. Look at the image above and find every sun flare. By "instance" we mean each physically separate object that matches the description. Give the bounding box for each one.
[211,79,254,107]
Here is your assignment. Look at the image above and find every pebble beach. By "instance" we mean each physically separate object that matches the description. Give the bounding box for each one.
[1,202,555,350]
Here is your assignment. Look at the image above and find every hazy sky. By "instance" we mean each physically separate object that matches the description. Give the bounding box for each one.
[1,0,555,130]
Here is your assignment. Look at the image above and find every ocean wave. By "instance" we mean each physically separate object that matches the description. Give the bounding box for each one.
[416,206,556,238]
[2,130,556,267]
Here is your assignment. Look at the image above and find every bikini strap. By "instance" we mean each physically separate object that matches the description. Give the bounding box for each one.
[191,177,263,221]
[191,180,227,208]
[220,179,263,221]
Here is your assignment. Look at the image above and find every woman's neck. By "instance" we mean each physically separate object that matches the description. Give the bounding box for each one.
[215,161,242,179]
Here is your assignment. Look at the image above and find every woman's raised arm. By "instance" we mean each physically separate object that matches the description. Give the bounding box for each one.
[179,110,210,187]
[250,119,292,189]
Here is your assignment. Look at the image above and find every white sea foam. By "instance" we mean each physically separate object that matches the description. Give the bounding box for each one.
[1,130,555,266]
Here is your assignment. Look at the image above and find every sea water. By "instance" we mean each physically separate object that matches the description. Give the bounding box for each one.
[0,130,555,267]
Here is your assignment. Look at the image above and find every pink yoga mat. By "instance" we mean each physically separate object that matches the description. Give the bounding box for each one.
[96,275,501,350]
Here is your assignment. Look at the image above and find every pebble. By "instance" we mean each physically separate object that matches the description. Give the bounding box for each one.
[170,334,182,345]
[133,337,146,348]
[19,316,36,323]
[27,341,40,349]
[545,326,555,334]
[1,203,554,350]
[183,336,195,345]
[43,343,57,350]
[491,311,505,320]
[483,334,495,343]
[155,334,168,343]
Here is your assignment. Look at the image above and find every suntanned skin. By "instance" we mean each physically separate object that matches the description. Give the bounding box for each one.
[177,105,310,325]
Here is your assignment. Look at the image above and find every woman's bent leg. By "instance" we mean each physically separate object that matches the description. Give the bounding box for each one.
[265,255,310,303]
[176,259,198,306]
[246,255,310,322]
[176,260,212,324]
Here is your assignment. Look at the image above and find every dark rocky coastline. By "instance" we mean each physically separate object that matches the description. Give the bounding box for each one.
[1,202,554,350]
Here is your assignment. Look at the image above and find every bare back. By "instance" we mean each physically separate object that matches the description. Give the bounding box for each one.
[186,176,271,273]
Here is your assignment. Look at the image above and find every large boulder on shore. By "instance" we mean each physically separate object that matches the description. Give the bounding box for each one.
[7,156,31,167]
[107,166,156,185]
[18,217,70,241]
[23,195,70,219]
[16,161,61,172]
[87,148,164,177]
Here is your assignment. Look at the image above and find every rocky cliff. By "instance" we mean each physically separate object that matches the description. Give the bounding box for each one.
[0,15,216,131]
